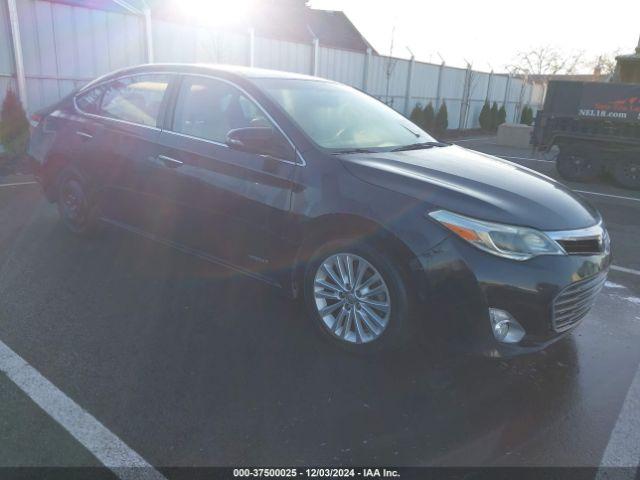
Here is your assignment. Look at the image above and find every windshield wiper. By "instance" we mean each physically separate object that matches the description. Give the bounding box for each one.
[391,141,450,152]
[331,148,377,155]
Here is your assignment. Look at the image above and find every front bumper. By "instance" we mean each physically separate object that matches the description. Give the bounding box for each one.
[411,235,611,357]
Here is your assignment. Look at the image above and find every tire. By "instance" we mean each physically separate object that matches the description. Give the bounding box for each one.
[556,147,601,182]
[542,145,559,162]
[303,238,412,353]
[56,168,101,236]
[612,157,640,190]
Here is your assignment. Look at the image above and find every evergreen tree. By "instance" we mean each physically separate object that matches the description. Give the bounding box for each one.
[0,89,29,159]
[520,105,534,126]
[497,104,507,127]
[423,102,435,132]
[479,101,490,131]
[409,104,423,126]
[489,102,499,131]
[435,102,448,133]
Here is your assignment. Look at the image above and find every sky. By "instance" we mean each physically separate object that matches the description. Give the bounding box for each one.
[309,0,640,73]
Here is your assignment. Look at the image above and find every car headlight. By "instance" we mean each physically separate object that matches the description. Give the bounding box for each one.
[428,210,565,261]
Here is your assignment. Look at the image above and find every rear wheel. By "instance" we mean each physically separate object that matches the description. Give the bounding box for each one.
[56,169,101,236]
[556,147,601,182]
[612,157,640,190]
[303,239,411,353]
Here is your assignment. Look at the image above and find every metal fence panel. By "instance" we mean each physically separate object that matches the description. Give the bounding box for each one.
[317,46,364,89]
[491,75,508,103]
[439,66,466,100]
[153,20,248,65]
[0,0,13,77]
[254,37,311,74]
[0,0,545,123]
[366,55,410,110]
[469,71,490,101]
[9,0,145,111]
[411,62,440,101]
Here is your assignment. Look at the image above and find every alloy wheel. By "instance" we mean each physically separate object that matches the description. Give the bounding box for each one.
[313,253,391,344]
[60,179,87,226]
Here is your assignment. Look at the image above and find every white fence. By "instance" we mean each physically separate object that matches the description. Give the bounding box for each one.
[0,0,545,129]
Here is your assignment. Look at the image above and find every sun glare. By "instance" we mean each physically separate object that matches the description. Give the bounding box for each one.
[174,0,253,27]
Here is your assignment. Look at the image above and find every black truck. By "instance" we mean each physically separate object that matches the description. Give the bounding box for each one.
[532,80,640,189]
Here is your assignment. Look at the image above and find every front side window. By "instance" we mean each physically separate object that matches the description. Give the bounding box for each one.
[253,78,437,151]
[99,75,170,127]
[172,76,280,144]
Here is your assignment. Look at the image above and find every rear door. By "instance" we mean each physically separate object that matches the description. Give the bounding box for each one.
[153,75,298,282]
[83,74,172,229]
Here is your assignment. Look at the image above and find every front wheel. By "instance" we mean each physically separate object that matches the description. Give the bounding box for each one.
[303,239,411,353]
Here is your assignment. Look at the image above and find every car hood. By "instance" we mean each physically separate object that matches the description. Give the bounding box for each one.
[339,145,600,231]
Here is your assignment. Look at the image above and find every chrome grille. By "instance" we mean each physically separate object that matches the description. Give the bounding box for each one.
[557,238,601,254]
[552,272,607,332]
[547,222,610,256]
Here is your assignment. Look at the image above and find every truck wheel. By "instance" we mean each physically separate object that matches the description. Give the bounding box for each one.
[556,148,600,182]
[613,157,640,190]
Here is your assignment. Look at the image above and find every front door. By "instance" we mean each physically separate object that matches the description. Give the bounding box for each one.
[153,75,298,285]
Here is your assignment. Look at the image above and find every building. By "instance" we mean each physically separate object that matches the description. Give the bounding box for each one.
[613,36,640,84]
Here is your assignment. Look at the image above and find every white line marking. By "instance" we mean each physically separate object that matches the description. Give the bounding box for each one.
[612,265,640,277]
[452,137,496,143]
[598,360,640,473]
[0,339,166,480]
[573,190,640,203]
[0,181,38,188]
[500,155,553,163]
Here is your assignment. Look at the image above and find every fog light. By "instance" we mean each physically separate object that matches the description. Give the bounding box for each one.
[489,308,525,344]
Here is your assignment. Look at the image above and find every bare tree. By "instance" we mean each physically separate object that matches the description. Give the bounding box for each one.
[588,50,621,75]
[384,25,398,107]
[506,46,585,75]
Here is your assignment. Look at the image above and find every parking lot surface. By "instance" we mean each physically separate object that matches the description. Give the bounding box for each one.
[0,137,639,475]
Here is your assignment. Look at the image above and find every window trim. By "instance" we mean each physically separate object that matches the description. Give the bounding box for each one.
[73,70,305,166]
[168,73,304,166]
[252,77,437,154]
[73,71,178,132]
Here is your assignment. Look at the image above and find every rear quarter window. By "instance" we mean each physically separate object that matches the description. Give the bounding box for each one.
[75,86,105,115]
[99,75,170,127]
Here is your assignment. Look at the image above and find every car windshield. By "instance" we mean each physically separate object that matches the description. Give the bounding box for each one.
[253,78,437,152]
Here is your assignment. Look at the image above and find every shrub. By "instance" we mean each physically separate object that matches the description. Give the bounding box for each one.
[479,101,490,131]
[435,102,448,133]
[423,102,435,132]
[0,89,29,160]
[409,103,423,126]
[497,105,507,127]
[520,105,534,125]
[489,102,499,131]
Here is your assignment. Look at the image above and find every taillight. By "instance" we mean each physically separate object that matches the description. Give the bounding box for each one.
[29,113,43,129]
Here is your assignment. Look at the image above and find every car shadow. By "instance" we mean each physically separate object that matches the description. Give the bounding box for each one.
[0,209,583,467]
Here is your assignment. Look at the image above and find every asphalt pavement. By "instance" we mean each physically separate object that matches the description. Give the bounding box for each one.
[0,138,639,477]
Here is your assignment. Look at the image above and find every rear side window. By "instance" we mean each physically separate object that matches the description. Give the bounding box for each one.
[98,75,170,127]
[76,86,105,114]
[172,76,278,143]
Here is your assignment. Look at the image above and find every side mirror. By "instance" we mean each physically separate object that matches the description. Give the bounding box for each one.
[226,127,294,162]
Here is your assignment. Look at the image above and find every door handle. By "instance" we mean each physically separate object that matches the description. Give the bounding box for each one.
[157,154,184,168]
[76,131,93,140]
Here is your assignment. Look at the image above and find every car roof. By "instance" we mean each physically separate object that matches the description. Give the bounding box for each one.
[81,63,331,91]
